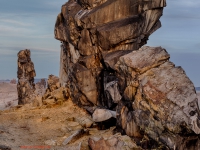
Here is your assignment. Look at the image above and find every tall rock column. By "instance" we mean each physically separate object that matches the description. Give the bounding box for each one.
[17,49,36,105]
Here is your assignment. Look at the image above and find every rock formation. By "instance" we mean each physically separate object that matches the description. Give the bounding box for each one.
[42,75,69,106]
[17,49,36,105]
[55,0,200,149]
[55,0,166,107]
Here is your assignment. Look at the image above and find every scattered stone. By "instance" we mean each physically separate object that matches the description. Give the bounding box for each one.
[44,139,57,146]
[62,129,85,145]
[65,142,82,150]
[68,121,82,130]
[43,75,60,100]
[42,75,69,105]
[92,108,116,122]
[75,116,94,128]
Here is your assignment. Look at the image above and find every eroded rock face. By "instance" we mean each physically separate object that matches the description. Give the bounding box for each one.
[55,0,200,149]
[88,134,141,150]
[114,47,200,149]
[17,49,36,105]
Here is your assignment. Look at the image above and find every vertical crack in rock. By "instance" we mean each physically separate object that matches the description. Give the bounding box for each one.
[17,49,36,105]
[54,0,200,149]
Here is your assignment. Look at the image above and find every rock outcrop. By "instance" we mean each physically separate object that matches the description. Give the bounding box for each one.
[55,0,200,149]
[55,0,166,108]
[114,47,200,149]
[42,75,69,106]
[17,49,36,105]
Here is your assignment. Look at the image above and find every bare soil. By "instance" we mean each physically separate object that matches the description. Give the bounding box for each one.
[0,99,114,150]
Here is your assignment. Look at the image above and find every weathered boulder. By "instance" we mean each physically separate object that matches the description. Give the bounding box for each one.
[55,0,200,149]
[17,49,36,105]
[92,108,116,122]
[43,75,60,99]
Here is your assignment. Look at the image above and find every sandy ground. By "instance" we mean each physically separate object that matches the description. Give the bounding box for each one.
[0,83,18,110]
[0,82,200,149]
[0,99,115,150]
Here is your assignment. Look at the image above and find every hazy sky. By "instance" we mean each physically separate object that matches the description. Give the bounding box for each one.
[0,0,200,86]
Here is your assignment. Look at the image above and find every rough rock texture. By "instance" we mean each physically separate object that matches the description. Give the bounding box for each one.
[88,133,141,150]
[55,0,166,108]
[17,49,36,105]
[55,0,200,149]
[114,47,200,149]
[42,75,69,106]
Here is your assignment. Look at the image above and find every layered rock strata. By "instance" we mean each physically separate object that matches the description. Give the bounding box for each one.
[55,0,200,149]
[17,49,36,105]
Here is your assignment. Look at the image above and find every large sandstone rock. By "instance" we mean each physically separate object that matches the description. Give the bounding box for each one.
[55,0,200,149]
[55,0,166,107]
[17,49,36,105]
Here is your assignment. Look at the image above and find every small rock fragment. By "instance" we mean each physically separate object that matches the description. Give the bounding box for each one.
[62,129,85,145]
[92,108,116,122]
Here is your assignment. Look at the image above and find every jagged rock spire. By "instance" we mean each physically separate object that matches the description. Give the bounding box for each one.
[17,49,36,105]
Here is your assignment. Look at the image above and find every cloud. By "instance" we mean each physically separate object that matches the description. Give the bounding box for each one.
[0,45,59,55]
[167,0,200,8]
[0,25,30,35]
[0,0,67,15]
[178,1,200,7]
[1,19,34,27]
[164,0,200,20]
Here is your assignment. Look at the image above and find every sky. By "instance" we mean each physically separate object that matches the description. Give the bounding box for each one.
[0,0,200,86]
